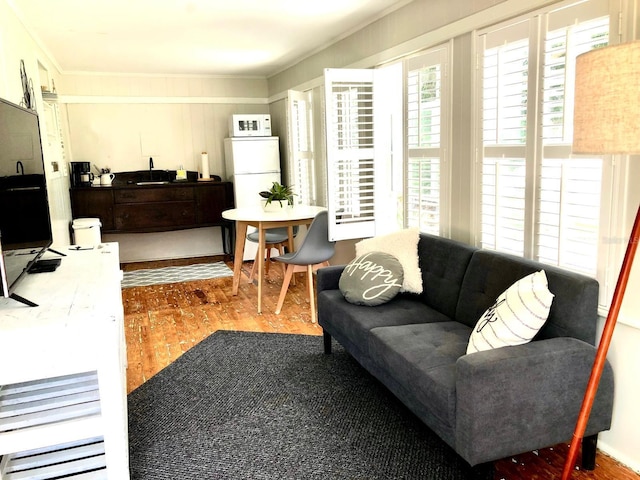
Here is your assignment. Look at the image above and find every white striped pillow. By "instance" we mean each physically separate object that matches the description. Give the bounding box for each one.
[466,270,554,354]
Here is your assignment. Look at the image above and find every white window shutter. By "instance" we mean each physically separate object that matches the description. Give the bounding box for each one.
[478,25,530,256]
[536,14,609,275]
[405,46,450,235]
[476,0,610,277]
[286,89,315,206]
[324,68,377,242]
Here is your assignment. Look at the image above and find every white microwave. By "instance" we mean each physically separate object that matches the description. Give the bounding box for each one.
[229,114,272,137]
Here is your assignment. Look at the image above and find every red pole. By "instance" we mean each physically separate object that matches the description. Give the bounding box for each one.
[561,203,640,479]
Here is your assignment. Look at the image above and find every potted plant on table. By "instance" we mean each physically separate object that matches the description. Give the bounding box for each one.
[259,182,296,211]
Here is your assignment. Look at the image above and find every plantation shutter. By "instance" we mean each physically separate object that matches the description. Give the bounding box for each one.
[324,68,377,241]
[405,47,449,235]
[477,0,609,276]
[536,12,609,275]
[286,90,315,206]
[478,20,531,256]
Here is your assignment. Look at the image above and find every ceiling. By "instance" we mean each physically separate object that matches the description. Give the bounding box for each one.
[10,0,408,77]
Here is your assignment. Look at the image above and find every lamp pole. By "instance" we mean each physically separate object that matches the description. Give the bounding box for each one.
[561,208,640,479]
[562,40,640,479]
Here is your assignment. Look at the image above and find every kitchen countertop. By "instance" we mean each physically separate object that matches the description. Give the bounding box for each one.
[71,170,224,189]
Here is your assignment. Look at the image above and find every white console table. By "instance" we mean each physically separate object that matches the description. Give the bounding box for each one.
[0,243,129,479]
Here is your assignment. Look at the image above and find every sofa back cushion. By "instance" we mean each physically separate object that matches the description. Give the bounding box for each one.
[412,233,476,319]
[455,250,599,345]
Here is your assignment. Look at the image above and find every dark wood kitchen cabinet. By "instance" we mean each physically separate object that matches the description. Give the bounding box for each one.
[195,183,232,225]
[113,187,195,231]
[69,188,115,231]
[70,181,234,236]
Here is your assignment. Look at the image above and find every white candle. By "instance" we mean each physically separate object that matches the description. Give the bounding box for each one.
[201,152,210,180]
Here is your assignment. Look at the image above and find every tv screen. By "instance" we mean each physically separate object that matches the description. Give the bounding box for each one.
[0,97,54,302]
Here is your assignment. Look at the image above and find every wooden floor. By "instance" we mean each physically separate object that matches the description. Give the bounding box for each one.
[122,255,639,480]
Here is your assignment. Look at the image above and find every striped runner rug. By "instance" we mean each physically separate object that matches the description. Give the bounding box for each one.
[121,262,232,288]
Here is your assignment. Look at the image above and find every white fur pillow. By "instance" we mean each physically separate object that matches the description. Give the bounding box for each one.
[466,270,554,354]
[355,228,422,293]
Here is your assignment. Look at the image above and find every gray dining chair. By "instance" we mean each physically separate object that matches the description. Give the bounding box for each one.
[273,210,335,323]
[246,226,299,280]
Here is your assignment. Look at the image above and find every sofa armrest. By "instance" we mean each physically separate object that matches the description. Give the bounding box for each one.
[317,265,346,292]
[455,337,614,466]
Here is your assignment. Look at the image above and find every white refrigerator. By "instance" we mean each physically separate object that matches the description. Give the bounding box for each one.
[224,136,282,260]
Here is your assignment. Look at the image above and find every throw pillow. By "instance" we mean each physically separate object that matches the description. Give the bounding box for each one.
[339,252,404,306]
[466,270,554,354]
[355,228,422,293]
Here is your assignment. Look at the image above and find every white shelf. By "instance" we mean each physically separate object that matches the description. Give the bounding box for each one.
[0,372,102,455]
[0,436,107,479]
[0,244,129,478]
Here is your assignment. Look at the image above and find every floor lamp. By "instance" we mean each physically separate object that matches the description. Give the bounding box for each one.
[562,41,640,479]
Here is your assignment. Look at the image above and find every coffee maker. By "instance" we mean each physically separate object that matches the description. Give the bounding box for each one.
[70,161,93,187]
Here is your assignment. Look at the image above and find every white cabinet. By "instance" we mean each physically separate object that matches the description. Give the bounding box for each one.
[0,243,129,479]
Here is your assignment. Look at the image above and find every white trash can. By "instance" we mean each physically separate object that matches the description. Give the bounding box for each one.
[72,218,102,246]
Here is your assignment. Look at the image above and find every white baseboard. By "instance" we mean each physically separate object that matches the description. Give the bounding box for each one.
[103,227,226,263]
[598,440,640,474]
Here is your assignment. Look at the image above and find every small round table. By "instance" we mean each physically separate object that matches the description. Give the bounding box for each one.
[222,205,326,313]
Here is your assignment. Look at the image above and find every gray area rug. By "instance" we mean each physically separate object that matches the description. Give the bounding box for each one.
[121,262,232,288]
[128,331,476,479]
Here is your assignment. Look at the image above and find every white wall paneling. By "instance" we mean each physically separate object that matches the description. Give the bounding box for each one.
[104,227,224,263]
[65,101,269,179]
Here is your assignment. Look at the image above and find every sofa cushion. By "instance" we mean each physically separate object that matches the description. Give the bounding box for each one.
[318,290,452,356]
[456,250,599,344]
[368,322,472,432]
[414,234,477,319]
[355,228,422,293]
[466,270,554,354]
[339,251,404,306]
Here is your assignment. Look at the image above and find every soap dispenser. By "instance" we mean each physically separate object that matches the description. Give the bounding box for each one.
[176,165,187,181]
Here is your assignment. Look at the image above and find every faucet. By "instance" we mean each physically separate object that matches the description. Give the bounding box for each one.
[149,157,154,180]
[16,161,24,175]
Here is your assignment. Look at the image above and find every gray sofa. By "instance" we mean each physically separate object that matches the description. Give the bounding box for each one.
[317,232,614,472]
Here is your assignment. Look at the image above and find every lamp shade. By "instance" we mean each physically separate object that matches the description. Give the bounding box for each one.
[573,41,640,154]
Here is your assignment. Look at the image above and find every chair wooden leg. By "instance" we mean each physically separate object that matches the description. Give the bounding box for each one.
[275,264,295,314]
[307,265,316,323]
[265,247,271,274]
[278,244,288,279]
[313,261,330,271]
[283,243,297,286]
[251,244,282,279]
[249,247,259,283]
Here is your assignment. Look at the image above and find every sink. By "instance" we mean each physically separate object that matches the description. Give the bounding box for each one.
[0,174,45,191]
[114,170,198,185]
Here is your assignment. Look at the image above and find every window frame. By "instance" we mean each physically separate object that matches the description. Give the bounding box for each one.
[403,43,453,236]
[472,0,609,275]
[285,89,316,206]
[471,0,618,309]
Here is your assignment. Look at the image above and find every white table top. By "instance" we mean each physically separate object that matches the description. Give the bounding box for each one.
[0,243,123,384]
[222,205,325,222]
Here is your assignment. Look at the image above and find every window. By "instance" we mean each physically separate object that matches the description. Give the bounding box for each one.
[286,90,315,205]
[405,45,451,235]
[476,0,611,276]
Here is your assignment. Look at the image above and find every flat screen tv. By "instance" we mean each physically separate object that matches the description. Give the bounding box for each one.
[0,97,55,306]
